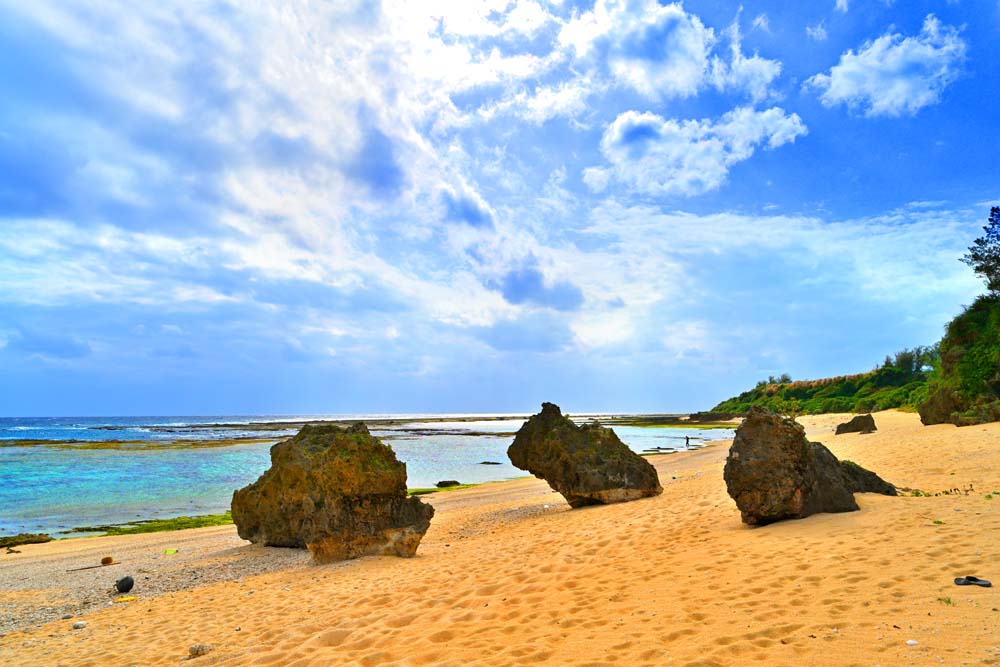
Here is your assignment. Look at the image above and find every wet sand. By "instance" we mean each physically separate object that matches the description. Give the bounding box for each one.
[1,410,998,666]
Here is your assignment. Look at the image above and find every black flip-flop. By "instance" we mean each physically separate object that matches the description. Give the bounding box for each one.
[954,576,992,587]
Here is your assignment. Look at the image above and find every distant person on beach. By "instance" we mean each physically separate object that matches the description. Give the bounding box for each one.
[685,436,690,447]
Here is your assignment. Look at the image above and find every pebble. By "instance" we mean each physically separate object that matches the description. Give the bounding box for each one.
[61,614,73,620]
[72,621,87,630]
[188,644,214,658]
[1,536,311,636]
[906,639,919,646]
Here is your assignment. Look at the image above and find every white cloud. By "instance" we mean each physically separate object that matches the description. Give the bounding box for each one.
[572,310,635,348]
[662,321,712,359]
[583,201,983,308]
[557,1,782,103]
[478,79,597,125]
[835,0,849,13]
[589,107,807,196]
[806,15,966,117]
[558,0,714,99]
[582,167,611,193]
[806,22,828,41]
[709,13,782,102]
[504,0,552,35]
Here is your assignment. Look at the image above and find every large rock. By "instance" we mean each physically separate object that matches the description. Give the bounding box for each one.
[507,403,662,507]
[723,406,896,525]
[835,414,877,435]
[231,423,433,563]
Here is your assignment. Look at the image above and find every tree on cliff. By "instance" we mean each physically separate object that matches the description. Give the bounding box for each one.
[962,206,1000,294]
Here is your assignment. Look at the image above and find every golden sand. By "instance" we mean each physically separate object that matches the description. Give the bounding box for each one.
[1,410,998,666]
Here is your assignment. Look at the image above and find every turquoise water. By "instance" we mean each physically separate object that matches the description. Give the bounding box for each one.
[0,416,733,537]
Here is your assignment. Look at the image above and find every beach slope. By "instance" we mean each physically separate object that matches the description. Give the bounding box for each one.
[1,410,998,666]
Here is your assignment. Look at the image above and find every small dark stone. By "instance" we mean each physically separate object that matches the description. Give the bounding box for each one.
[835,414,877,435]
[115,576,134,593]
[478,461,502,465]
[435,480,461,488]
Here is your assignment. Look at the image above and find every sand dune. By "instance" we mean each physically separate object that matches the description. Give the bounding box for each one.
[1,410,998,666]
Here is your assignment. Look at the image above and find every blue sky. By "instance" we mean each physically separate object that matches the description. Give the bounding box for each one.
[1,0,998,416]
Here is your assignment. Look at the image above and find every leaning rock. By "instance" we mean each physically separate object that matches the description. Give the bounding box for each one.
[231,423,433,563]
[724,406,896,525]
[507,403,662,508]
[835,414,877,435]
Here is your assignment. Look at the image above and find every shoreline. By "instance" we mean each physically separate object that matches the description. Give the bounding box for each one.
[5,411,997,666]
[1,420,730,540]
[0,445,728,637]
[55,481,522,538]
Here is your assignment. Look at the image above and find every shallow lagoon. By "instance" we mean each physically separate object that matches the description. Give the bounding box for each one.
[0,416,733,536]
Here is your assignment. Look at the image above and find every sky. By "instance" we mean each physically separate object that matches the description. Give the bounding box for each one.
[1,0,998,416]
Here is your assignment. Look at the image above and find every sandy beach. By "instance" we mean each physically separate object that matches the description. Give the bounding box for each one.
[1,410,998,666]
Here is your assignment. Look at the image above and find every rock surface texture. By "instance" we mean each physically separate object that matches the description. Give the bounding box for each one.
[724,407,896,525]
[231,423,433,563]
[507,403,662,508]
[835,414,877,435]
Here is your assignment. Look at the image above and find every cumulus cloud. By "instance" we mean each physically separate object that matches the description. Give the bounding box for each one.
[709,12,782,102]
[806,15,966,117]
[588,107,807,196]
[558,0,714,99]
[557,1,782,102]
[835,0,848,13]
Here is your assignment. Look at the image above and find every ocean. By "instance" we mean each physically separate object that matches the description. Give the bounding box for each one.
[0,415,734,537]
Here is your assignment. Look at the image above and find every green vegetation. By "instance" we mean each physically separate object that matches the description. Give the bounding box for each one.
[711,208,1000,425]
[919,294,1000,425]
[0,533,54,548]
[67,512,234,536]
[961,206,1000,294]
[937,596,955,606]
[712,347,937,415]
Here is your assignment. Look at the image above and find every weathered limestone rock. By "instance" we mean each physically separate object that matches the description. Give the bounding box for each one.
[507,403,662,508]
[724,406,896,525]
[231,423,433,563]
[835,414,877,435]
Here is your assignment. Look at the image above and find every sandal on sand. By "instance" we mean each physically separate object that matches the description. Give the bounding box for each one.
[954,576,992,587]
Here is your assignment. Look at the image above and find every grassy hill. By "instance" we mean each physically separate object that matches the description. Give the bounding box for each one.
[919,295,1000,425]
[712,348,936,416]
